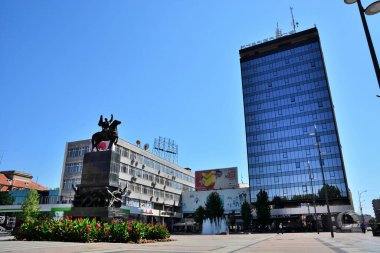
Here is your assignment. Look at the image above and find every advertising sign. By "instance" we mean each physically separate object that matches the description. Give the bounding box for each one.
[195,167,238,191]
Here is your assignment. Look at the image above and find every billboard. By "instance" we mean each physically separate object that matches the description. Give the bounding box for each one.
[195,167,238,191]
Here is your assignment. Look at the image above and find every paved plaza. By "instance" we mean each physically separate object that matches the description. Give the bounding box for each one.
[0,232,379,253]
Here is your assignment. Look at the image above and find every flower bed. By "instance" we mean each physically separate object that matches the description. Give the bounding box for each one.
[15,217,171,243]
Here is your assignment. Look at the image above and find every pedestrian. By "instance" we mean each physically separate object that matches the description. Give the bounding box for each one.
[277,222,283,234]
[360,223,366,233]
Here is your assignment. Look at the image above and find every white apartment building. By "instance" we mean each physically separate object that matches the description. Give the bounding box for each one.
[60,138,195,224]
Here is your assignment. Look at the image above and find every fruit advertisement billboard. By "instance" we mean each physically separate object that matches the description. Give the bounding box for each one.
[195,167,238,191]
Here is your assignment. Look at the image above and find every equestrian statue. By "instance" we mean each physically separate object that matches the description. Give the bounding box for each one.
[91,114,121,151]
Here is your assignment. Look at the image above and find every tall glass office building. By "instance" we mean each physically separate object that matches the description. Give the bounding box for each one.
[239,28,350,207]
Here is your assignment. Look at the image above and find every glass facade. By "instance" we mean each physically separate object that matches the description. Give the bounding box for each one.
[240,28,349,203]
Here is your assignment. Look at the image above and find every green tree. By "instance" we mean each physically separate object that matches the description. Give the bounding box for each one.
[0,191,15,205]
[229,210,236,231]
[205,192,224,221]
[291,194,318,201]
[255,190,271,229]
[194,205,205,226]
[272,196,283,209]
[318,184,341,199]
[21,189,40,223]
[241,201,252,231]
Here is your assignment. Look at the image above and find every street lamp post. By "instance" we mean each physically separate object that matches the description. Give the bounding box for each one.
[308,160,319,234]
[310,125,334,238]
[358,190,367,224]
[344,0,380,94]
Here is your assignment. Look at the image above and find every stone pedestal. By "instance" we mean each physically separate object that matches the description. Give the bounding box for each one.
[66,207,128,222]
[65,150,123,221]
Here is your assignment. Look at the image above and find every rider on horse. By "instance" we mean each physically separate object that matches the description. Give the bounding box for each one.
[92,114,121,151]
[98,114,113,138]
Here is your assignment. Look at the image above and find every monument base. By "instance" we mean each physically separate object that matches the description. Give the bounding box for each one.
[65,207,128,222]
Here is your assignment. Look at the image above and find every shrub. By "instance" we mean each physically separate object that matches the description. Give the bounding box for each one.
[144,223,170,240]
[15,217,170,243]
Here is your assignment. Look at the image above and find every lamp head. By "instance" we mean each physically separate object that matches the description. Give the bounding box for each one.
[344,0,357,4]
[365,1,380,15]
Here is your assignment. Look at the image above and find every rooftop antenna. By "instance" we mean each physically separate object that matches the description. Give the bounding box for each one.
[0,151,3,165]
[290,6,299,32]
[275,22,282,38]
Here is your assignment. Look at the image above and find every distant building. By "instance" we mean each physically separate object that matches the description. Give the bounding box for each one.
[0,170,48,191]
[182,186,249,215]
[183,168,247,230]
[373,199,380,222]
[2,188,59,205]
[240,27,352,227]
[60,139,195,224]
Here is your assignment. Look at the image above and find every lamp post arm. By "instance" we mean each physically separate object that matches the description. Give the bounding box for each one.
[356,0,380,89]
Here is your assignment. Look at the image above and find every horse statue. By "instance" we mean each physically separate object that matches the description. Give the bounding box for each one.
[91,119,121,151]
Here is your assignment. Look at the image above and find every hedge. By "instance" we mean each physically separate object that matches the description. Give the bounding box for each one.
[15,217,170,243]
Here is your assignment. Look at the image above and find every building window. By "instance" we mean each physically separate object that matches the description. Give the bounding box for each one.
[283,152,287,158]
[291,97,295,103]
[318,101,323,108]
[296,162,300,168]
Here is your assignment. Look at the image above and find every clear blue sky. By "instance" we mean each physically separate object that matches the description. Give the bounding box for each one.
[0,1,379,216]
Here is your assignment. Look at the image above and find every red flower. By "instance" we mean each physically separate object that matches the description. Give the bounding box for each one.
[96,223,101,228]
[86,225,91,231]
[51,225,55,229]
[128,227,132,231]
